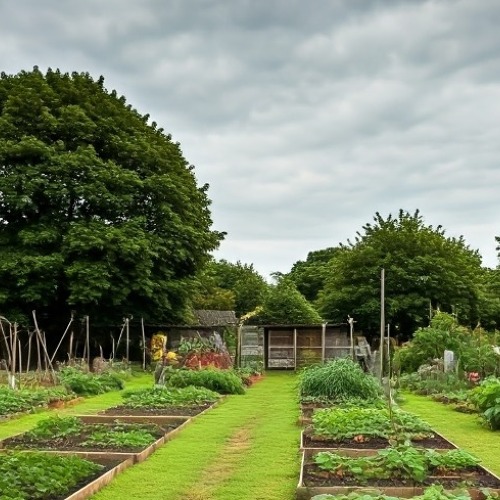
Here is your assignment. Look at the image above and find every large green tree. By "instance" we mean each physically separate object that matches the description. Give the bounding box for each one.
[316,210,483,338]
[286,247,340,302]
[192,259,268,317]
[0,68,222,328]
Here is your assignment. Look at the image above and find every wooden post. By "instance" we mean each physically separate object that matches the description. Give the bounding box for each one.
[141,318,146,370]
[125,317,130,362]
[26,331,33,374]
[379,269,385,381]
[50,314,74,364]
[321,322,326,363]
[32,310,57,382]
[85,315,90,368]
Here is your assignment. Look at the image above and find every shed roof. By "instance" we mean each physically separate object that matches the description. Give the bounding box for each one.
[193,310,238,326]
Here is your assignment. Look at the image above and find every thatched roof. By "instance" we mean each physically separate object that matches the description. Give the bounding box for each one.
[193,310,238,327]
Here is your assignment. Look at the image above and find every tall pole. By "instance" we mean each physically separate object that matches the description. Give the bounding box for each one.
[379,268,385,381]
[348,316,355,361]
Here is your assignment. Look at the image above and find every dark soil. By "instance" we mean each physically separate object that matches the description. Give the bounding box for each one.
[303,433,456,449]
[303,463,500,488]
[2,422,177,453]
[100,403,212,416]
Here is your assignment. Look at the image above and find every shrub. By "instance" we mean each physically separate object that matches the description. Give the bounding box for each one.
[468,377,500,430]
[122,386,220,407]
[298,357,382,402]
[166,368,245,395]
[0,387,73,417]
[58,366,124,395]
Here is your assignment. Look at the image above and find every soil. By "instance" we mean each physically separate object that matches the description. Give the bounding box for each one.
[2,422,177,453]
[302,463,500,488]
[101,403,212,416]
[302,433,456,449]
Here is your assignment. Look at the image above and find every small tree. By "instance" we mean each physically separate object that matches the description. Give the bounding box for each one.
[256,277,322,324]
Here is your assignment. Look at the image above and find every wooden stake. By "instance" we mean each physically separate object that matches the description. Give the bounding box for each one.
[141,318,146,370]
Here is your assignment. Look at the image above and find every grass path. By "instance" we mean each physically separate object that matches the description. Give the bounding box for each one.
[92,372,301,500]
[401,392,500,475]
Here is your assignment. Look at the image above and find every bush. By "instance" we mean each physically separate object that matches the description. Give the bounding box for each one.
[58,366,124,395]
[166,368,245,395]
[468,377,500,430]
[298,357,382,402]
[122,386,220,407]
[0,387,73,416]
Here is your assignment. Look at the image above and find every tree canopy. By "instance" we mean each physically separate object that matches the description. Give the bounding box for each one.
[0,68,223,328]
[192,259,268,317]
[256,277,323,325]
[316,210,483,338]
[286,247,340,302]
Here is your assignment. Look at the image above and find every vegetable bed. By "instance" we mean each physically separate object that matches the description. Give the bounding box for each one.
[0,450,132,500]
[297,446,500,499]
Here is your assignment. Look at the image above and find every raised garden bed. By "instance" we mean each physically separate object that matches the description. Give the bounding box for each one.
[0,450,133,500]
[300,430,457,451]
[0,415,182,463]
[297,447,500,500]
[100,402,213,417]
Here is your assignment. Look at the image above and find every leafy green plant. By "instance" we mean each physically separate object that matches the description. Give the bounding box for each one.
[311,484,482,500]
[311,407,433,441]
[26,415,83,439]
[299,357,382,402]
[58,366,124,395]
[166,368,245,395]
[0,387,74,417]
[83,426,156,449]
[314,445,480,483]
[0,451,103,500]
[122,386,220,407]
[469,377,500,430]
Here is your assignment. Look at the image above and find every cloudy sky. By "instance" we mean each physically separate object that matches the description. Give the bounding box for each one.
[1,0,499,278]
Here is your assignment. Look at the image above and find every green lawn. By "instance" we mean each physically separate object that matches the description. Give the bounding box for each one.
[400,392,500,475]
[92,372,301,500]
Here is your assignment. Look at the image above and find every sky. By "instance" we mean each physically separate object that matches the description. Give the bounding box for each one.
[1,0,499,279]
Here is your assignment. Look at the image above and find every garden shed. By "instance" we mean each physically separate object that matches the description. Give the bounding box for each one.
[240,323,363,370]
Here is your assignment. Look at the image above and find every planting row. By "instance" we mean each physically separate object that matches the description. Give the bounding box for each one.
[296,358,500,500]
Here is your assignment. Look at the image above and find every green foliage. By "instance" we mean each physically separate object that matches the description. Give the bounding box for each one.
[299,357,382,401]
[193,259,268,316]
[23,416,159,449]
[286,247,341,302]
[0,387,73,416]
[311,485,480,500]
[469,377,500,430]
[316,210,483,337]
[394,312,471,373]
[314,445,480,483]
[397,368,470,396]
[0,68,222,326]
[0,451,103,500]
[82,425,156,449]
[166,368,246,394]
[256,276,322,324]
[122,386,220,407]
[311,407,433,440]
[26,415,83,439]
[58,366,124,395]
[460,343,500,377]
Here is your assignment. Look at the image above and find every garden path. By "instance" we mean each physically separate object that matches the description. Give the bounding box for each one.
[92,371,301,500]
